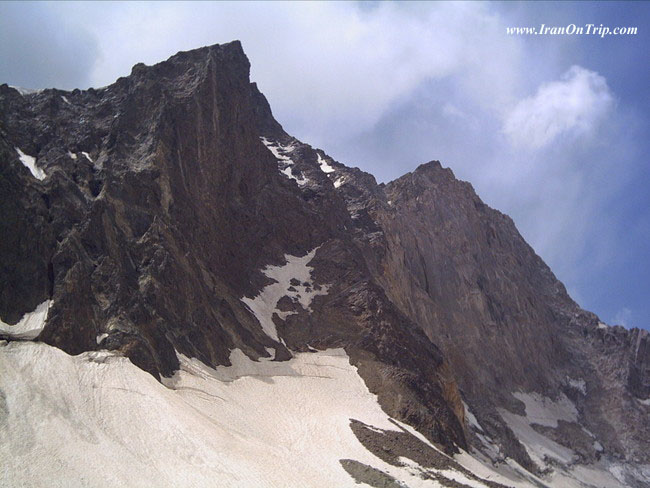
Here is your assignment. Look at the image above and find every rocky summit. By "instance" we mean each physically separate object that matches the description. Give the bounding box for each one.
[1,42,648,488]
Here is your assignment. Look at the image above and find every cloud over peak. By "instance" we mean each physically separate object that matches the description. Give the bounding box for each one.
[503,66,614,149]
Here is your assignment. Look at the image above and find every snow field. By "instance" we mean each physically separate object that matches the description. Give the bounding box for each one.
[1,341,481,487]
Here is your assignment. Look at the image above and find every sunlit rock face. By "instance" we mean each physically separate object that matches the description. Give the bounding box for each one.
[1,42,647,487]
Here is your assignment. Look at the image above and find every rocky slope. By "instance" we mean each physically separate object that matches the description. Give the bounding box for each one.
[1,42,648,487]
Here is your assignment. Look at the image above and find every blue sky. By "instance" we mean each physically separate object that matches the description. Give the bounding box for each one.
[1,1,648,330]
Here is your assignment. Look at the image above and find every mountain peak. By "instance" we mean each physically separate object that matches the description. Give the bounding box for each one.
[1,41,648,488]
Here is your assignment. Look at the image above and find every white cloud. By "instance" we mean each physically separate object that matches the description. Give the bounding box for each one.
[503,66,614,149]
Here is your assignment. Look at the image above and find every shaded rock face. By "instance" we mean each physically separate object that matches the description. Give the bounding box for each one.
[332,161,650,476]
[1,41,647,483]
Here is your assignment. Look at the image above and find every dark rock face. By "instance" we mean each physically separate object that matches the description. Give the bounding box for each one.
[335,160,650,473]
[341,160,649,469]
[1,41,647,483]
[0,42,465,452]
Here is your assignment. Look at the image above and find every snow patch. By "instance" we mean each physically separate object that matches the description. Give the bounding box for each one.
[457,448,629,488]
[68,151,78,160]
[334,177,345,188]
[280,165,308,185]
[0,300,51,340]
[263,347,276,360]
[15,147,46,180]
[454,451,537,488]
[499,392,579,469]
[474,431,502,460]
[260,137,308,186]
[96,333,109,345]
[555,463,630,488]
[463,401,483,431]
[484,391,632,488]
[436,467,491,488]
[567,377,586,395]
[241,247,329,342]
[317,153,335,173]
[61,95,71,105]
[81,151,94,162]
[513,391,578,428]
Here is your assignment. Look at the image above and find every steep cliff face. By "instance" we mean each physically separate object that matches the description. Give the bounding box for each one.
[333,159,650,482]
[1,42,648,487]
[0,42,465,454]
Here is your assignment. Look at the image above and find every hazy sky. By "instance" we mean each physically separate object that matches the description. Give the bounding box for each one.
[1,1,648,330]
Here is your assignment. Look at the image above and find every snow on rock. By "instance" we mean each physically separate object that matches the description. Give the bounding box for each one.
[455,447,629,488]
[260,137,308,186]
[9,86,43,96]
[546,462,633,488]
[392,424,542,488]
[454,451,535,488]
[499,392,579,468]
[67,151,78,160]
[61,95,71,105]
[0,300,51,340]
[81,151,94,162]
[280,165,308,186]
[512,391,578,428]
[96,333,109,345]
[260,137,295,162]
[1,341,465,488]
[15,147,46,180]
[334,177,345,188]
[241,247,328,342]
[317,153,335,173]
